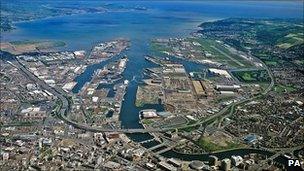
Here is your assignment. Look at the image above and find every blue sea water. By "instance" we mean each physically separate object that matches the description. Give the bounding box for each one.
[2,1,303,50]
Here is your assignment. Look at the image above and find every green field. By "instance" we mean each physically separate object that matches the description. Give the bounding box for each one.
[264,60,278,66]
[141,119,154,125]
[231,70,270,83]
[274,84,297,93]
[277,33,304,49]
[197,137,243,152]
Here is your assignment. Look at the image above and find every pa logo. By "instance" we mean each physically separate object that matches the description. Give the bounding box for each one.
[288,159,302,167]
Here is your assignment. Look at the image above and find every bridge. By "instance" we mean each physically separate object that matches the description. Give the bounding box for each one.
[148,141,170,151]
[155,146,175,155]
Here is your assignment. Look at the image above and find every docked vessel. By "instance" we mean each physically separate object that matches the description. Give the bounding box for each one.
[139,109,158,119]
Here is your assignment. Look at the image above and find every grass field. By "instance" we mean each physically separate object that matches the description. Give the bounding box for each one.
[231,70,270,83]
[141,119,154,125]
[274,84,297,93]
[277,32,304,49]
[264,60,279,66]
[197,137,243,152]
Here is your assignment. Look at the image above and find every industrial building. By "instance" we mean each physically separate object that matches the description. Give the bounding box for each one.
[215,85,241,91]
[192,80,206,97]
